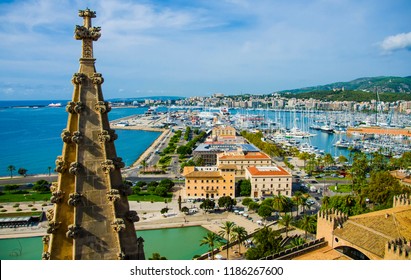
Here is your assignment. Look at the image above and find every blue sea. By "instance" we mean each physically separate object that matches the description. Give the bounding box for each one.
[0,101,161,177]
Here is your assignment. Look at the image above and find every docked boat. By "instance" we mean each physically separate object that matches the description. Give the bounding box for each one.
[47,102,62,107]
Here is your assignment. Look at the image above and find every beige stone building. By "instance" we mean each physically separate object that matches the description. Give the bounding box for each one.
[245,166,292,198]
[212,125,236,137]
[217,151,272,179]
[182,166,236,199]
[313,195,411,260]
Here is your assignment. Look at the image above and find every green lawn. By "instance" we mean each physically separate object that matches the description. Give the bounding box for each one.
[332,184,352,193]
[0,192,51,203]
[0,190,172,203]
[0,211,43,218]
[127,192,172,202]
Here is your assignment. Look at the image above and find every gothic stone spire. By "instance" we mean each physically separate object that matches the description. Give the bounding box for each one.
[43,9,144,260]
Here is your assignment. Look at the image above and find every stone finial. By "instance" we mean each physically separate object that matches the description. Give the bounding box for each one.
[42,252,51,260]
[50,182,58,193]
[118,184,132,196]
[69,162,81,175]
[47,221,61,234]
[68,192,83,206]
[78,8,96,19]
[107,189,121,202]
[101,160,115,174]
[50,190,65,204]
[71,73,87,85]
[66,101,84,114]
[92,73,104,85]
[55,156,67,173]
[98,130,111,143]
[46,208,54,221]
[95,101,111,113]
[74,25,101,41]
[66,224,81,239]
[72,131,82,144]
[111,218,126,232]
[113,157,125,169]
[61,129,72,143]
[42,235,50,244]
[117,251,126,260]
[126,211,140,223]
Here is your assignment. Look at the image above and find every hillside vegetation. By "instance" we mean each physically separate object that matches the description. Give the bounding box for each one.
[279,76,411,95]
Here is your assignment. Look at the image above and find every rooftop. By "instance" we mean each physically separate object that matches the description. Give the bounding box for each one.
[218,151,271,160]
[333,205,411,258]
[246,166,291,176]
[194,143,259,153]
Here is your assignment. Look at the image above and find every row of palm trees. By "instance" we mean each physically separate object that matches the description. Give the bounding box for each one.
[200,221,248,260]
[200,215,316,260]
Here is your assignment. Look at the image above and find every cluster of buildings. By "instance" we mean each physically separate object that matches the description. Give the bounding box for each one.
[166,93,411,114]
[181,125,292,200]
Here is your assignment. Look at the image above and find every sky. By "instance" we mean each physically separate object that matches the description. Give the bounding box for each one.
[0,0,410,100]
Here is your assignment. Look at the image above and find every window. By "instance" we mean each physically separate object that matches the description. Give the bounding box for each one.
[188,187,190,189]
[194,187,197,189]
[194,180,197,183]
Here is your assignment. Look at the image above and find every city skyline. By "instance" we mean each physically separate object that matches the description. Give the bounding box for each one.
[0,0,410,100]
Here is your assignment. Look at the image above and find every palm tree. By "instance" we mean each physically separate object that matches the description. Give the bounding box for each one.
[231,226,248,255]
[299,215,316,239]
[218,221,236,259]
[7,165,16,178]
[272,194,289,214]
[292,191,308,217]
[322,195,330,209]
[200,232,220,260]
[278,214,293,237]
[141,160,147,173]
[287,237,305,248]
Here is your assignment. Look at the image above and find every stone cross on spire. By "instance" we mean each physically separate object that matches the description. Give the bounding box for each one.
[74,8,101,59]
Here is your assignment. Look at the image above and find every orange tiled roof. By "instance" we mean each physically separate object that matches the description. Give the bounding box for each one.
[218,152,271,160]
[246,166,291,176]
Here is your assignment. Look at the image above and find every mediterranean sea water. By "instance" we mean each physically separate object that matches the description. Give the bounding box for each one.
[0,226,212,260]
[0,101,161,177]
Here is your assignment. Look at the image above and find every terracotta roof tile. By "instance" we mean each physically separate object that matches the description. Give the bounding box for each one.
[218,151,271,160]
[246,166,291,176]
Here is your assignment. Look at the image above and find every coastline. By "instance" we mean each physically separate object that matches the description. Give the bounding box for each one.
[131,129,170,168]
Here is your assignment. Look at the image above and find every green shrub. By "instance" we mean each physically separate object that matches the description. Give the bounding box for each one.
[13,203,20,208]
[0,209,7,212]
[16,208,22,211]
[31,208,38,211]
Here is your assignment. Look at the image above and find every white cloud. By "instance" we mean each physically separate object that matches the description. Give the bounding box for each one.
[380,32,411,52]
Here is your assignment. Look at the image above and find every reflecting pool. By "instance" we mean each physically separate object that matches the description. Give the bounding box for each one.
[0,226,212,260]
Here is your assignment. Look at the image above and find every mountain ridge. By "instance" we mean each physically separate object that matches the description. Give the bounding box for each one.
[278,76,411,94]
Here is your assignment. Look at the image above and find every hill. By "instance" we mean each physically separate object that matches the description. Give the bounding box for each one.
[279,76,411,94]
